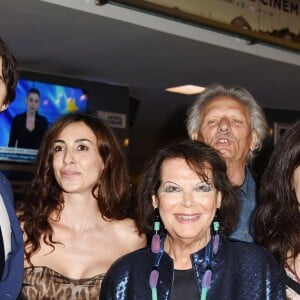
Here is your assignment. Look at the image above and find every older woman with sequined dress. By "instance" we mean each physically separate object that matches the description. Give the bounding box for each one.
[100,139,285,300]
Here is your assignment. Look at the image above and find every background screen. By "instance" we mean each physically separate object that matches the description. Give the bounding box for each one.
[0,78,88,163]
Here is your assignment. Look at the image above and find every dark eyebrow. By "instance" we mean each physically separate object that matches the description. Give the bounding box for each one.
[162,181,179,185]
[54,139,65,144]
[54,138,92,144]
[75,138,92,143]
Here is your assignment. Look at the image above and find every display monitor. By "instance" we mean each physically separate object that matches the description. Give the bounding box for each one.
[0,78,88,163]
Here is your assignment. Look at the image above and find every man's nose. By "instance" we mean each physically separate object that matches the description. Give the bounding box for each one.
[217,118,231,131]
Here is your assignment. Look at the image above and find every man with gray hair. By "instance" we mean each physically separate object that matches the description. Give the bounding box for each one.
[186,83,268,242]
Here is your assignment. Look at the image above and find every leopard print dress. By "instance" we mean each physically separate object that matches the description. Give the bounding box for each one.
[20,266,105,299]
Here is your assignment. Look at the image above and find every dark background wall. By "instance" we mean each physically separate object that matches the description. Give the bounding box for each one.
[0,71,130,201]
[1,71,299,201]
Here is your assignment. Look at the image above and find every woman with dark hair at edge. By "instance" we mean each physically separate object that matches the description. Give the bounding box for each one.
[253,121,300,299]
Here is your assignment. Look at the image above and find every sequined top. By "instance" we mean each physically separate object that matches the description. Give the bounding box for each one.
[20,266,105,300]
[101,236,286,300]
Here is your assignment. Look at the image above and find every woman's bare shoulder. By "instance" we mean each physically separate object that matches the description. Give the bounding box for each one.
[112,218,146,247]
[111,218,138,235]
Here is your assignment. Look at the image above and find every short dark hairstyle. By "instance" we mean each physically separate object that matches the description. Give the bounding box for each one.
[136,139,239,236]
[0,38,18,105]
[27,87,40,98]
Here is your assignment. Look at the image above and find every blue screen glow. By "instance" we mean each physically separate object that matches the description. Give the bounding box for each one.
[0,78,88,162]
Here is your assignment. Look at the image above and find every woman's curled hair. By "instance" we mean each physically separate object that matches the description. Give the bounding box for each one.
[18,113,132,265]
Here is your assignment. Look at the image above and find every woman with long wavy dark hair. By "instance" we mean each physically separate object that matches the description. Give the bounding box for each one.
[253,120,300,299]
[18,113,145,299]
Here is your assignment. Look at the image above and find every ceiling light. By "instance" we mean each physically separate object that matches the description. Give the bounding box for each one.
[123,138,129,147]
[165,85,205,95]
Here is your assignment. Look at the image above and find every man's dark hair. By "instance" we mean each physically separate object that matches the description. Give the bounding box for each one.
[27,87,40,98]
[0,38,18,105]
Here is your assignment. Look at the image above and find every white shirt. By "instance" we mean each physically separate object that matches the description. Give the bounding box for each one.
[0,193,12,260]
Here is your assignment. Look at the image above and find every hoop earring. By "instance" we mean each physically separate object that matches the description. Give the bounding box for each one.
[151,208,160,254]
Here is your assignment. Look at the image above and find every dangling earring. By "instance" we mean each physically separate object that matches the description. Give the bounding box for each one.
[212,209,220,254]
[151,208,160,254]
[200,210,220,300]
[149,209,164,300]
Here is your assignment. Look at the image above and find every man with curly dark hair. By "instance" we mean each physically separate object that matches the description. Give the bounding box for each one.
[0,37,24,299]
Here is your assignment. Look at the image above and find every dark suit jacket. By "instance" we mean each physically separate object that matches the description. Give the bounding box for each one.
[0,172,24,299]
